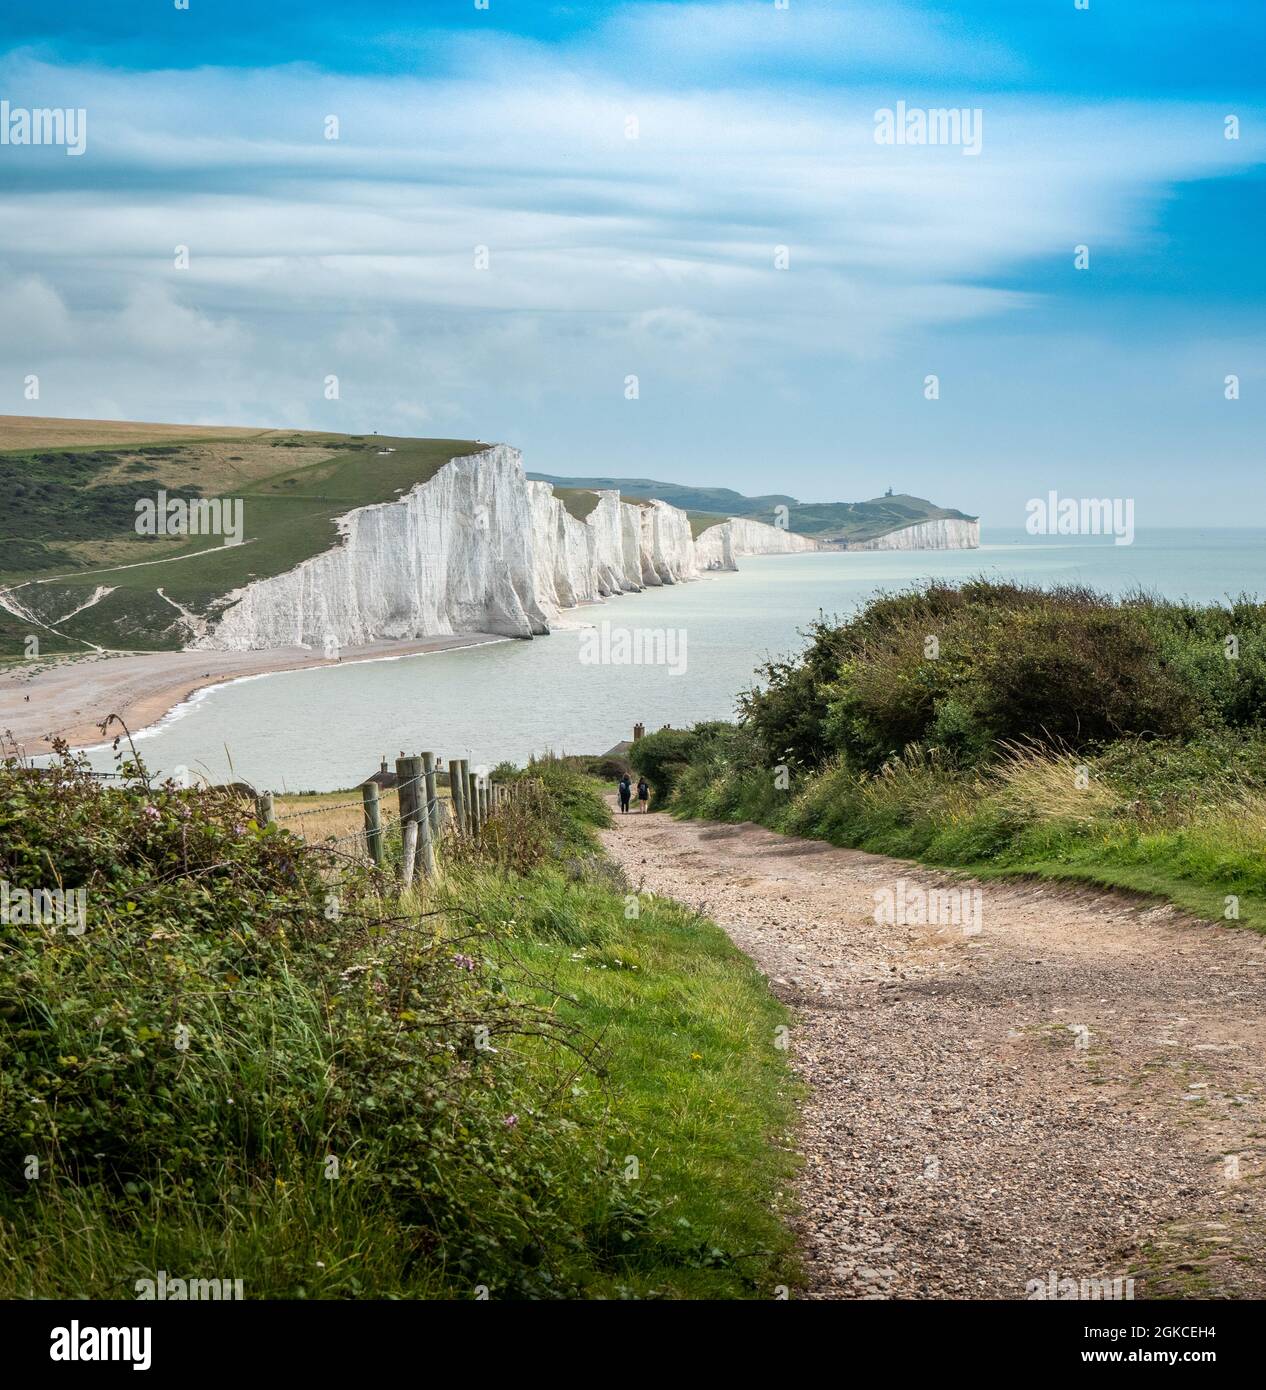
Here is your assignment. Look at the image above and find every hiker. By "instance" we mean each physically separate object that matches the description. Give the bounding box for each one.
[617,774,632,814]
[637,776,650,813]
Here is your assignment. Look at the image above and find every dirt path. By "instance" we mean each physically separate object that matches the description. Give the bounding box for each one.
[600,806,1266,1300]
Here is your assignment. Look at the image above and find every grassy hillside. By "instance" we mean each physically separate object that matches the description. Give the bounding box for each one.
[529,474,974,542]
[0,419,482,655]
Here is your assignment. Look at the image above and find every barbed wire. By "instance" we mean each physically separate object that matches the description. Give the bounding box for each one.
[275,797,366,822]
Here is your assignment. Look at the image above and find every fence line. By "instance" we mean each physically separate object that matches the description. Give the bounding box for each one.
[268,752,545,884]
[28,749,544,883]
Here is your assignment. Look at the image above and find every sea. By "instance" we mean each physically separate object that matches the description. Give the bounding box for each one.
[71,527,1266,791]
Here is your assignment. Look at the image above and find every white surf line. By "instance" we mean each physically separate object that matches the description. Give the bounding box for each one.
[8,536,258,591]
[67,634,515,751]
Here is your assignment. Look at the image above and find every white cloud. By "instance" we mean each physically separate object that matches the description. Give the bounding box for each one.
[0,42,1261,455]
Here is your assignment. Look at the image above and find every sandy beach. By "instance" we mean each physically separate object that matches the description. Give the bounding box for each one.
[0,635,506,756]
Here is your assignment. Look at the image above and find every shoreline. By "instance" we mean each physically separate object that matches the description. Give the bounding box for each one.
[0,635,508,756]
[1,563,754,758]
[1,546,961,761]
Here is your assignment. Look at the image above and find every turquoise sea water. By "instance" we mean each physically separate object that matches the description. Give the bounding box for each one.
[75,528,1266,791]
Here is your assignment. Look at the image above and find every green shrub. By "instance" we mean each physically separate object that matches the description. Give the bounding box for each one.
[628,725,726,803]
[738,582,1266,773]
[0,752,628,1295]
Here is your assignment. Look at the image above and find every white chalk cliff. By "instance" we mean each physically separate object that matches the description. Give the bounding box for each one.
[695,517,820,570]
[192,445,956,652]
[846,518,980,551]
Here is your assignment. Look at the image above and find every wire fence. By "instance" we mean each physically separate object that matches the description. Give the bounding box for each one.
[267,757,545,883]
[25,749,543,882]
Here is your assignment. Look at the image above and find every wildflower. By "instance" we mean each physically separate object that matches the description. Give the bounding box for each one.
[503,1113,518,1129]
[452,953,477,972]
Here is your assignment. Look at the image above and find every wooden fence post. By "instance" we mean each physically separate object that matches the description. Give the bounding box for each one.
[422,752,440,836]
[452,758,468,836]
[467,769,481,840]
[401,820,418,888]
[395,755,424,881]
[256,790,275,827]
[417,793,436,882]
[446,758,462,837]
[361,781,384,867]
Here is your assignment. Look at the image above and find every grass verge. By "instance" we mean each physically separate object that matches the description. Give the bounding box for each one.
[0,753,798,1299]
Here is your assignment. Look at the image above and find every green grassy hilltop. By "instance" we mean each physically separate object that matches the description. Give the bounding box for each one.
[0,418,481,655]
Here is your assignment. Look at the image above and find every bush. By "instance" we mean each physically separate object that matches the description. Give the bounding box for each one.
[629,724,732,804]
[736,582,1266,773]
[0,751,630,1296]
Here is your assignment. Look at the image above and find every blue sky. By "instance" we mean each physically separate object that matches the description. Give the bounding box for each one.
[2,0,1263,528]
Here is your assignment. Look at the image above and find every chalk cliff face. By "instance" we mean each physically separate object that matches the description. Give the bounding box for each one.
[196,446,703,652]
[847,518,980,551]
[193,445,969,653]
[695,518,820,570]
[638,500,698,586]
[199,445,551,649]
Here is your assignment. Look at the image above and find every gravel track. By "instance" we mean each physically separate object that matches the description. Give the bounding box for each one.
[600,806,1266,1300]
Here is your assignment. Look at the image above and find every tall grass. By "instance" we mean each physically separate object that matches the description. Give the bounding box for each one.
[1,752,799,1299]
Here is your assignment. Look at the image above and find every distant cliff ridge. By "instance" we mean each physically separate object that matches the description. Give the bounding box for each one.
[529,473,978,547]
[845,517,980,551]
[694,516,820,570]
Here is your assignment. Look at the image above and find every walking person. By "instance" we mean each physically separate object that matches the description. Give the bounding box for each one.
[617,773,632,814]
[637,776,650,813]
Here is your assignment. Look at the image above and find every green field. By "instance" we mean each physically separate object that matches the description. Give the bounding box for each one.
[0,424,482,654]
